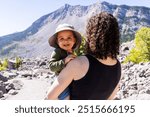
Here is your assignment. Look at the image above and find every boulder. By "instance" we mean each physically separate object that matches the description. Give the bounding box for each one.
[0,74,8,82]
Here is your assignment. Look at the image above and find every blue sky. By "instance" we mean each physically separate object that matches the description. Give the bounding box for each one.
[0,0,150,36]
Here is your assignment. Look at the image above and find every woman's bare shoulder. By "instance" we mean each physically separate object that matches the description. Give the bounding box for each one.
[66,55,89,80]
[69,55,88,66]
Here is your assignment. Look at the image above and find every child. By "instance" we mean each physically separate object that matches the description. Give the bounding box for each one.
[48,23,82,100]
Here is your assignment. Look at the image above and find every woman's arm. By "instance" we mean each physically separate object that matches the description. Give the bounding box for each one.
[45,76,72,100]
[46,57,83,99]
[46,56,88,100]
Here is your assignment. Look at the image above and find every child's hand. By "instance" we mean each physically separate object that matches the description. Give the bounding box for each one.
[64,54,76,64]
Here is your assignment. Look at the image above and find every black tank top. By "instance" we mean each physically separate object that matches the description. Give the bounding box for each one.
[70,54,121,100]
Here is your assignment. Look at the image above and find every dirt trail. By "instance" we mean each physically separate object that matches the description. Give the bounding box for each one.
[7,78,51,100]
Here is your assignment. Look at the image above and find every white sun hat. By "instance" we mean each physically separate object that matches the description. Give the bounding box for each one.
[48,23,82,49]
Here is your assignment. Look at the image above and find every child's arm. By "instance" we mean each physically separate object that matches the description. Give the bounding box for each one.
[49,49,66,73]
[64,54,76,64]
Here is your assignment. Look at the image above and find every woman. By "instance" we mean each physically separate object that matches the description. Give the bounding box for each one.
[46,12,121,100]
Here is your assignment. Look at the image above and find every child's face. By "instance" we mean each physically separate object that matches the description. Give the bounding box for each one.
[57,30,76,52]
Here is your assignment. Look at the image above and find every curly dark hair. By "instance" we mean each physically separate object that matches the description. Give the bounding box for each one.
[86,12,120,59]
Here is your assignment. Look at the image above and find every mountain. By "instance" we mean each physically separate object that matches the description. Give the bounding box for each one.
[0,1,150,58]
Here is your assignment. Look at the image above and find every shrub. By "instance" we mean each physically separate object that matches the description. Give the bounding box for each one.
[2,58,8,68]
[0,58,8,71]
[124,27,150,63]
[74,36,86,56]
[15,57,22,69]
[0,57,22,71]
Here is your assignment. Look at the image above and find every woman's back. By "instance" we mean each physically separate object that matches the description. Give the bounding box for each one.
[70,54,121,100]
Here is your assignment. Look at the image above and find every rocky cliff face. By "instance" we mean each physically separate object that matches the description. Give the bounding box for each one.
[0,1,150,58]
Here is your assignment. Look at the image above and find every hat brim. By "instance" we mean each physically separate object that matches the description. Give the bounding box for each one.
[48,28,82,49]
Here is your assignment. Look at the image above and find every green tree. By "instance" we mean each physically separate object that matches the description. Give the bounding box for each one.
[15,57,22,69]
[74,36,86,56]
[3,58,8,68]
[0,58,8,71]
[125,27,150,63]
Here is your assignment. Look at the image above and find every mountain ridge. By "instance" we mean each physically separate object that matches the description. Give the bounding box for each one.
[0,1,150,58]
